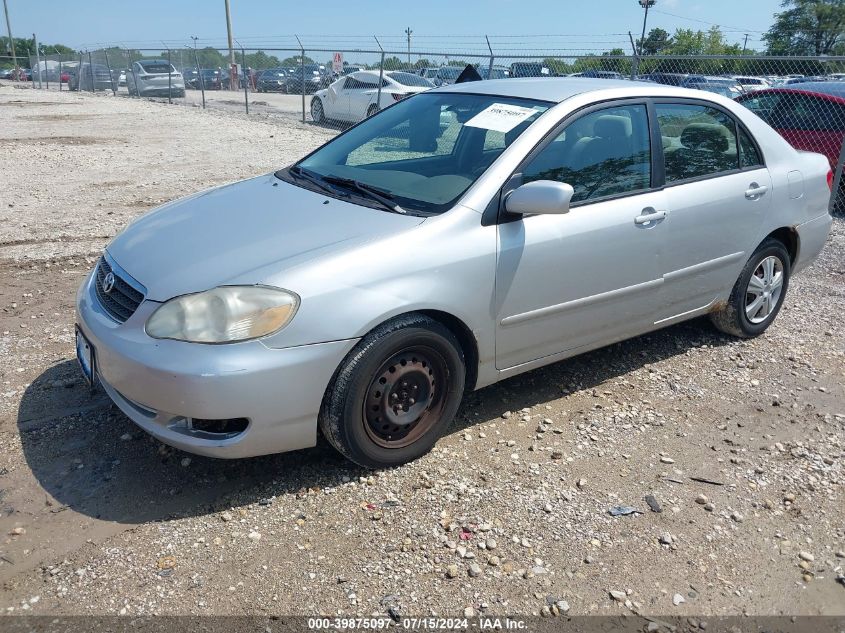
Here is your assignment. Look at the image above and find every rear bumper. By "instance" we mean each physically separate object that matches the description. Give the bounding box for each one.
[794,213,833,274]
[76,268,359,458]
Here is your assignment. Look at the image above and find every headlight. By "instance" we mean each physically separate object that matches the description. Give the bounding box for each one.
[145,286,299,343]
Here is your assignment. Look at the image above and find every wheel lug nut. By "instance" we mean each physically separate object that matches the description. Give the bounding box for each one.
[401,381,408,388]
[409,398,415,405]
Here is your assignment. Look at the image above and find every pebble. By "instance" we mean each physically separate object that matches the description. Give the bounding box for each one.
[660,456,675,464]
[468,563,482,578]
[247,531,261,541]
[672,593,686,606]
[445,564,459,579]
[609,590,626,602]
[799,551,814,563]
[695,494,709,505]
[730,511,744,523]
[659,532,674,545]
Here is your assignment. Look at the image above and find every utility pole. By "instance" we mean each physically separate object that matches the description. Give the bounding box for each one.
[404,27,412,66]
[224,0,235,88]
[638,0,655,56]
[2,0,16,72]
[742,33,749,54]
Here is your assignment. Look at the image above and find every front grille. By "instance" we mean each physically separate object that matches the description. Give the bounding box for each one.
[94,257,144,323]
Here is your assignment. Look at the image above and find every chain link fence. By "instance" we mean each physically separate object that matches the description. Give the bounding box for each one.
[13,43,845,211]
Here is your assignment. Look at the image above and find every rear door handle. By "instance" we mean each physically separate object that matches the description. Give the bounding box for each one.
[634,209,669,225]
[745,183,769,199]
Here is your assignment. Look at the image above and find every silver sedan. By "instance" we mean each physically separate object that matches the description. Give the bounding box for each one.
[76,78,833,468]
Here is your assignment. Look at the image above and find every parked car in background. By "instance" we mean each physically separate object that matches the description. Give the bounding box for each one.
[188,68,223,90]
[76,78,832,468]
[0,68,14,79]
[736,82,845,170]
[69,63,113,91]
[478,66,510,80]
[311,70,433,124]
[573,70,624,80]
[641,72,687,86]
[681,75,742,97]
[432,66,462,86]
[510,62,550,78]
[256,68,291,92]
[731,76,771,92]
[126,59,185,97]
[284,64,324,94]
[182,68,198,88]
[419,67,439,81]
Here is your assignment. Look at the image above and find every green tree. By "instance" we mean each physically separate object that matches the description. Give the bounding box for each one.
[764,0,845,55]
[639,28,671,55]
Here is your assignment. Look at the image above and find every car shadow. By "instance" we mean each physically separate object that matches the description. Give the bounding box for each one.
[16,317,731,524]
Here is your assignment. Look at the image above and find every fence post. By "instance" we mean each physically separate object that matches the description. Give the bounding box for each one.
[241,47,249,114]
[87,50,94,93]
[167,49,172,103]
[104,48,116,95]
[58,56,62,91]
[628,32,639,80]
[128,49,139,97]
[486,35,494,79]
[34,34,42,88]
[193,46,205,109]
[375,36,384,116]
[295,35,305,123]
[77,52,83,91]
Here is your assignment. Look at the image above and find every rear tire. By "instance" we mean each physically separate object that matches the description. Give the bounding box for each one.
[366,104,379,118]
[710,238,790,338]
[318,314,466,469]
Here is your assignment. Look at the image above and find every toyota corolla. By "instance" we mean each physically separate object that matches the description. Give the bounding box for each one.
[76,78,833,468]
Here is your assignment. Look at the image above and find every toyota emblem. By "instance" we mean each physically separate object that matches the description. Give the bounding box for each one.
[102,272,116,294]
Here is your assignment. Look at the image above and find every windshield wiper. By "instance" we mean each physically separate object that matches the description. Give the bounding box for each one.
[287,166,349,198]
[321,175,408,215]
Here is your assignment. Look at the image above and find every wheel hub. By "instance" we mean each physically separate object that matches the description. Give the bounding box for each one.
[363,349,444,449]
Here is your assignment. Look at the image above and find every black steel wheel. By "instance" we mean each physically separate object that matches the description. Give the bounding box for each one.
[319,314,465,468]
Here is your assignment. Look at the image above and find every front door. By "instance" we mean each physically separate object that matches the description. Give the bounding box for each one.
[496,103,666,369]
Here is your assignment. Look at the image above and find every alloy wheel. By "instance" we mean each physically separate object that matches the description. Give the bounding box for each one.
[745,255,784,324]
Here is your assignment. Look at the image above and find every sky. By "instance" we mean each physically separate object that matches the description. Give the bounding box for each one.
[5,0,784,54]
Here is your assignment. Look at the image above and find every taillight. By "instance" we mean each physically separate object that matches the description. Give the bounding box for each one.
[391,93,405,101]
[827,169,834,191]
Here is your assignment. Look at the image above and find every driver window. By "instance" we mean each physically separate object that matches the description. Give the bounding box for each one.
[522,104,652,203]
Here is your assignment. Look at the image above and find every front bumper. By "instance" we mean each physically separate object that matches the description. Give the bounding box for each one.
[76,268,359,458]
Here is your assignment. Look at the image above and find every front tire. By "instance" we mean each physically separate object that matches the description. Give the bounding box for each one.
[319,314,466,469]
[710,238,790,338]
[311,97,325,124]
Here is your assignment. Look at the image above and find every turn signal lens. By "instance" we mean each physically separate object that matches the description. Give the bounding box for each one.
[827,169,834,191]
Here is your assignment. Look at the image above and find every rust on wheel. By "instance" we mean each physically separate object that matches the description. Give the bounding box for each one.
[363,346,448,449]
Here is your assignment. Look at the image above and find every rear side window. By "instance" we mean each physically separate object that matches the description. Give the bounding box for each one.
[656,103,739,182]
[522,104,652,203]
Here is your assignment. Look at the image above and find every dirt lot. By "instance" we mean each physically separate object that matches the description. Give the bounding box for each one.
[0,85,843,619]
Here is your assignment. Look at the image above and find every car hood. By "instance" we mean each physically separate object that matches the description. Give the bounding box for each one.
[106,174,426,301]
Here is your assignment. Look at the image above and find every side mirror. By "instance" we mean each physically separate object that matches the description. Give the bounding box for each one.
[505,180,575,216]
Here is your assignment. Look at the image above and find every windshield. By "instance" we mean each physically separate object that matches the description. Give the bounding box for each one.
[438,67,461,79]
[387,71,434,87]
[281,93,550,215]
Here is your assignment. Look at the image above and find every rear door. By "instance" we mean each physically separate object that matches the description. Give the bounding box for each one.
[653,100,771,322]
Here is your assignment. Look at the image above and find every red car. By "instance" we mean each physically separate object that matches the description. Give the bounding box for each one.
[736,83,845,170]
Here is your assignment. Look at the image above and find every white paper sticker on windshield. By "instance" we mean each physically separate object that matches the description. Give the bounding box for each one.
[464,103,537,133]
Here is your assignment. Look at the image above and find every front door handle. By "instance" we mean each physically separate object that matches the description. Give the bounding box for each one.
[745,183,769,199]
[634,209,669,225]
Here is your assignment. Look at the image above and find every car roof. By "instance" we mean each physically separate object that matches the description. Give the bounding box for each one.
[747,82,845,100]
[436,77,704,103]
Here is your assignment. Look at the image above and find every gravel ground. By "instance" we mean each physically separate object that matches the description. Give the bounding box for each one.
[0,84,843,619]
